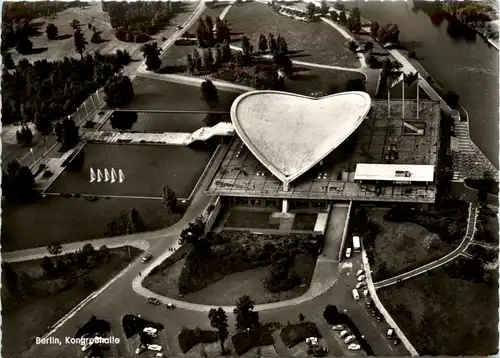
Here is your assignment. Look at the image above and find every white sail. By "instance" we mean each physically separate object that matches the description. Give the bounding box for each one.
[90,168,96,183]
[119,169,125,183]
[111,168,117,183]
[97,169,103,183]
[104,168,110,182]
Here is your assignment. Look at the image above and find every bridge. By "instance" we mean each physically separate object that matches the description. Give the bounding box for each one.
[108,109,230,114]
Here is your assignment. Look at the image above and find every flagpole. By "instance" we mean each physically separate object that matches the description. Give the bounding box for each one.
[402,74,405,119]
[387,77,391,119]
[416,76,420,120]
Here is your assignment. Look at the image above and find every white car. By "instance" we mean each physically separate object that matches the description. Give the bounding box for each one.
[348,343,361,350]
[352,288,360,300]
[143,327,158,337]
[387,328,395,338]
[339,330,350,339]
[344,335,356,344]
[356,269,365,277]
[345,247,352,259]
[332,324,346,331]
[147,344,163,352]
[363,289,370,298]
[357,275,366,282]
[135,344,146,354]
[355,281,366,289]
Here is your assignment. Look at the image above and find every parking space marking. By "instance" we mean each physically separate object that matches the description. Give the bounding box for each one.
[380,333,385,339]
[388,344,394,351]
[372,322,377,328]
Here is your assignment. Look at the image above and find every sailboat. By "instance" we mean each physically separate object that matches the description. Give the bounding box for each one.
[97,169,103,183]
[104,168,110,182]
[118,169,125,183]
[111,168,117,183]
[90,168,96,183]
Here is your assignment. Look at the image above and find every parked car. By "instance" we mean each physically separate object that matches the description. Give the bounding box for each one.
[365,298,373,308]
[344,335,356,344]
[345,247,352,258]
[355,281,366,289]
[143,327,158,337]
[339,330,350,339]
[147,344,163,352]
[386,328,394,338]
[142,253,152,263]
[357,275,366,282]
[176,25,183,30]
[352,288,360,300]
[147,297,161,305]
[371,309,378,317]
[356,269,365,277]
[348,343,361,350]
[362,289,369,298]
[376,314,383,322]
[332,324,346,331]
[135,344,146,354]
[166,303,176,309]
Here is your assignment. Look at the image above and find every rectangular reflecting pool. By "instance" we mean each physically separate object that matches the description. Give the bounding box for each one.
[46,142,216,199]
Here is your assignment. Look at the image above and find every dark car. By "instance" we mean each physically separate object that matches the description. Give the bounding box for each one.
[147,297,161,305]
[376,315,383,322]
[393,338,401,345]
[166,303,176,309]
[371,309,378,317]
[365,298,373,308]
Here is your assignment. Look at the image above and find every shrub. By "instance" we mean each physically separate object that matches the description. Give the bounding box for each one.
[231,325,274,355]
[280,322,321,348]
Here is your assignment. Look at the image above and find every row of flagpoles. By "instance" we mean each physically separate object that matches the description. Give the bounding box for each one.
[387,71,420,120]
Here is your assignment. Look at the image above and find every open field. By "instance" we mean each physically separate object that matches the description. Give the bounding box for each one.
[1,196,181,251]
[6,2,197,65]
[367,208,456,281]
[109,76,240,112]
[46,143,215,198]
[225,2,360,67]
[1,246,141,358]
[377,257,498,356]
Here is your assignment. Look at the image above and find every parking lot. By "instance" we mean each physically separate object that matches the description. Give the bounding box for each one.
[126,325,171,358]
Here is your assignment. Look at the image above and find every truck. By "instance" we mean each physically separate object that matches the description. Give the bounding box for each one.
[353,236,361,253]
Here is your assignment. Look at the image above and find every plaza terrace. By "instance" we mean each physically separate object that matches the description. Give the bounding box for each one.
[206,99,441,208]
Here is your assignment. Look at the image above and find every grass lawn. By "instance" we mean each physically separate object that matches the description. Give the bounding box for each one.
[231,324,276,356]
[111,76,240,112]
[144,233,319,305]
[1,196,182,251]
[178,327,218,353]
[377,257,498,356]
[367,208,456,281]
[292,213,318,231]
[46,143,215,199]
[225,2,360,67]
[1,246,141,358]
[475,205,499,245]
[224,209,272,228]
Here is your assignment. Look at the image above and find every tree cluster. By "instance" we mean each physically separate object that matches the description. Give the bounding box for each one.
[105,1,178,43]
[1,19,35,54]
[106,208,145,236]
[15,124,33,146]
[1,160,37,202]
[45,23,59,40]
[141,42,163,71]
[195,15,230,48]
[233,295,260,330]
[186,40,231,73]
[54,117,79,151]
[103,75,135,107]
[110,111,138,130]
[162,184,177,212]
[263,256,300,292]
[346,7,362,33]
[372,22,400,44]
[1,51,131,128]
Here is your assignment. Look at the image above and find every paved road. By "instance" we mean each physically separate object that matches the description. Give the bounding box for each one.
[374,203,478,289]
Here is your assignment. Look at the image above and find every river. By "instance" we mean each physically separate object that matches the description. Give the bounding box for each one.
[347,0,499,169]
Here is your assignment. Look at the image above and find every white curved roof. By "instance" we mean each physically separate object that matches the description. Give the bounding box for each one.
[231,90,371,188]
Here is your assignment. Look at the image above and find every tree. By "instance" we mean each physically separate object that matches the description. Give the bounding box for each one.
[346,78,365,91]
[320,1,329,15]
[126,208,145,234]
[213,46,222,68]
[139,331,152,345]
[74,29,87,59]
[88,23,93,30]
[233,295,260,331]
[34,112,53,135]
[2,262,19,296]
[16,34,33,54]
[71,19,80,29]
[47,243,63,256]
[338,11,347,25]
[370,22,380,38]
[99,245,111,261]
[306,2,316,19]
[193,49,202,72]
[15,124,33,145]
[41,256,56,276]
[277,35,288,54]
[46,23,59,40]
[298,313,305,322]
[258,34,268,53]
[376,23,400,44]
[241,35,252,58]
[91,31,102,44]
[110,111,138,130]
[208,308,229,354]
[444,91,459,107]
[330,11,338,22]
[162,185,177,212]
[2,52,15,69]
[186,53,195,73]
[54,118,79,150]
[323,305,345,325]
[179,217,206,246]
[201,49,211,70]
[200,79,219,106]
[221,40,231,62]
[2,160,36,202]
[141,42,162,71]
[104,75,135,107]
[268,33,277,53]
[272,51,293,76]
